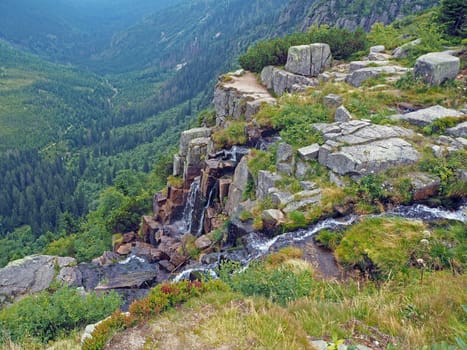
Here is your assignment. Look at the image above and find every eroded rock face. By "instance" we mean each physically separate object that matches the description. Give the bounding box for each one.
[390,105,464,127]
[261,65,318,95]
[214,71,274,126]
[179,128,211,158]
[285,43,332,77]
[256,171,282,200]
[0,255,80,302]
[414,52,460,85]
[225,155,252,216]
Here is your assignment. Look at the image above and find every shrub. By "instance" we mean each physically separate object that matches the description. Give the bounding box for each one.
[211,121,247,149]
[220,260,315,306]
[0,287,122,344]
[83,280,227,350]
[239,26,368,72]
[368,22,402,50]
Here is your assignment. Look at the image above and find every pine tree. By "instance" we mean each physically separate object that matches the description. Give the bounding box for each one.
[438,0,466,36]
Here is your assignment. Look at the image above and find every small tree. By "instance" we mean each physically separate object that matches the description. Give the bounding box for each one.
[438,0,466,37]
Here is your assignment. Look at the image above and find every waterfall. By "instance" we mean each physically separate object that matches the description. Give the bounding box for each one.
[172,203,466,282]
[181,177,200,234]
[197,183,217,237]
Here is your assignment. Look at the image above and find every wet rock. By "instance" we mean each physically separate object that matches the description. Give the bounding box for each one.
[285,43,332,77]
[0,255,80,302]
[257,170,282,200]
[335,106,352,122]
[95,270,158,290]
[414,52,460,85]
[346,66,409,87]
[407,172,441,201]
[393,39,421,58]
[117,244,132,256]
[261,65,318,95]
[298,143,320,160]
[446,121,467,137]
[225,156,252,216]
[323,94,343,108]
[276,142,295,176]
[142,216,160,244]
[323,138,420,176]
[195,235,212,250]
[262,209,286,235]
[390,105,464,126]
[218,178,232,205]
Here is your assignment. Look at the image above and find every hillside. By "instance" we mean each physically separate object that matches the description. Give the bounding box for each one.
[0,5,465,348]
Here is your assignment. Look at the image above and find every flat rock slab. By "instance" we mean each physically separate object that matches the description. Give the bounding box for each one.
[323,138,420,176]
[390,105,464,126]
[312,120,414,145]
[346,66,409,87]
[95,271,158,290]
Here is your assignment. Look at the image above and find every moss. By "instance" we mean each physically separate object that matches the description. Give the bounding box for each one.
[211,121,247,149]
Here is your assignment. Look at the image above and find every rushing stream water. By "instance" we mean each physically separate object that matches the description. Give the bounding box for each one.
[173,202,466,282]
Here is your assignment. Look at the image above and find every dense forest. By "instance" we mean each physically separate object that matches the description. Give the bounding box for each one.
[0,0,446,268]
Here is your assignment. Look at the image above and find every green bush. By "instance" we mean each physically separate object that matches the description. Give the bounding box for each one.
[0,287,122,343]
[220,261,314,306]
[239,26,368,72]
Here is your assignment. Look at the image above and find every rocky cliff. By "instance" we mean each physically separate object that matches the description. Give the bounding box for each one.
[280,0,439,32]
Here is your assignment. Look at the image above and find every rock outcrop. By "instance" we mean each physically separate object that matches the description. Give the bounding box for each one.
[213,71,275,126]
[0,255,80,303]
[310,121,420,177]
[261,65,318,95]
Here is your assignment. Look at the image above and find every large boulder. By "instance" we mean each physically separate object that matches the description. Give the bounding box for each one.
[285,43,332,77]
[414,52,460,85]
[0,255,80,303]
[389,105,464,127]
[261,66,318,95]
[298,143,320,161]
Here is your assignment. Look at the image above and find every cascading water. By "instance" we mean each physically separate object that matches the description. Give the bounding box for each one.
[197,183,217,237]
[181,177,200,233]
[172,203,466,281]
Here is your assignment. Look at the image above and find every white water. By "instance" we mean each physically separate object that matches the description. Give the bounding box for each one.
[181,177,200,233]
[119,254,146,265]
[172,203,466,281]
[197,184,217,236]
